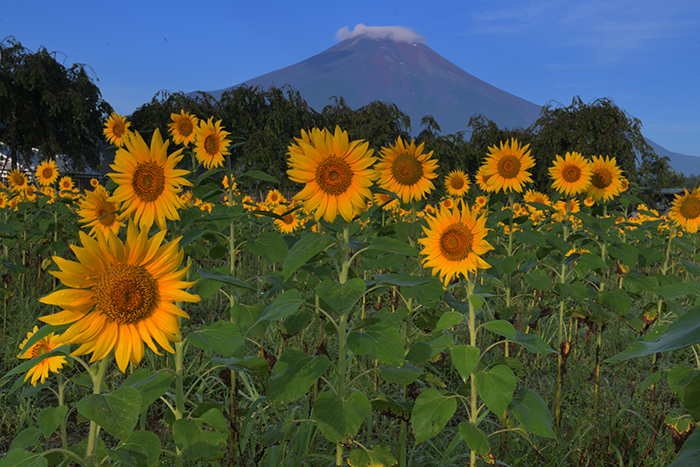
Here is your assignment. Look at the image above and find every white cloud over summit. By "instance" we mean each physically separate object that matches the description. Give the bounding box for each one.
[336,24,427,44]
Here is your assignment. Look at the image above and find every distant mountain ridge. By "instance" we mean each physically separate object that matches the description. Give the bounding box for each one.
[209,35,542,135]
[205,34,700,176]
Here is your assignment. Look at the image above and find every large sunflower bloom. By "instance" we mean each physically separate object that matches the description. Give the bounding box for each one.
[39,223,200,372]
[549,151,593,196]
[482,138,535,193]
[194,118,231,169]
[169,110,199,146]
[78,185,124,236]
[418,204,492,285]
[444,170,470,197]
[376,137,438,203]
[36,160,60,186]
[108,129,192,231]
[8,169,29,191]
[287,126,378,223]
[103,112,131,147]
[18,326,67,387]
[667,189,700,233]
[587,155,624,202]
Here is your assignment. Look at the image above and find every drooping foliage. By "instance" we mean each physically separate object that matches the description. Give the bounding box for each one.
[0,37,113,171]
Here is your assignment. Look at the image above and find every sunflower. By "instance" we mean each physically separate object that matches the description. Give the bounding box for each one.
[584,197,595,207]
[194,118,231,169]
[554,198,581,221]
[667,189,700,233]
[444,170,470,197]
[222,175,237,192]
[39,222,200,372]
[475,166,494,193]
[523,189,551,211]
[24,185,38,202]
[587,155,623,202]
[59,176,74,192]
[18,326,67,387]
[475,195,488,208]
[287,126,378,223]
[0,193,7,209]
[440,197,456,209]
[108,128,192,231]
[90,178,100,188]
[273,204,302,233]
[265,189,286,206]
[482,138,535,193]
[549,152,592,196]
[619,178,629,192]
[376,137,438,203]
[373,192,399,212]
[8,169,28,191]
[103,112,131,147]
[169,110,199,146]
[78,185,123,236]
[40,186,56,203]
[418,204,492,285]
[36,160,59,186]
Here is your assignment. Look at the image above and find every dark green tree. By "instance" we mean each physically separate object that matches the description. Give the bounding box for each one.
[0,37,113,172]
[129,90,219,138]
[528,96,679,196]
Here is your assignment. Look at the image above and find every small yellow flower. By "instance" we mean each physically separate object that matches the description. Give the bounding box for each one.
[18,326,66,387]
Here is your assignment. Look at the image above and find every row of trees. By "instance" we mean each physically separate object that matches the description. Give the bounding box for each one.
[130,86,684,199]
[1,37,684,200]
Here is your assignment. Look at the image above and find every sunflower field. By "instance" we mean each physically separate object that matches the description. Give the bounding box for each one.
[1,111,700,467]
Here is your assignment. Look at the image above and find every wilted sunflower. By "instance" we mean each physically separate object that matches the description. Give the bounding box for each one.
[287,126,377,223]
[194,118,231,169]
[8,169,29,191]
[444,170,470,197]
[587,155,623,202]
[549,152,592,196]
[103,112,131,147]
[667,189,700,233]
[77,185,123,236]
[59,176,74,192]
[36,160,60,186]
[418,204,492,285]
[18,326,67,387]
[169,110,199,146]
[482,138,535,193]
[108,129,192,231]
[39,222,200,372]
[376,137,438,203]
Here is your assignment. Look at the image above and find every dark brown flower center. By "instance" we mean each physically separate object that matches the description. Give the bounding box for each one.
[497,155,521,179]
[95,199,117,227]
[391,153,424,186]
[132,161,165,202]
[680,196,700,220]
[42,167,54,179]
[450,176,464,189]
[439,223,474,261]
[591,168,612,189]
[31,341,50,358]
[316,156,353,196]
[178,119,193,137]
[94,264,159,325]
[563,164,582,183]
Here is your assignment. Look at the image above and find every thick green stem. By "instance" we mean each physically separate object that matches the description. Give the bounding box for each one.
[174,340,186,467]
[466,277,478,467]
[85,356,112,467]
[555,221,569,433]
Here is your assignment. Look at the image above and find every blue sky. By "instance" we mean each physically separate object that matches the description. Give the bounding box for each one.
[3,0,699,157]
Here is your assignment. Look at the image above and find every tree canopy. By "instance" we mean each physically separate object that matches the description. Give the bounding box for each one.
[0,37,113,172]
